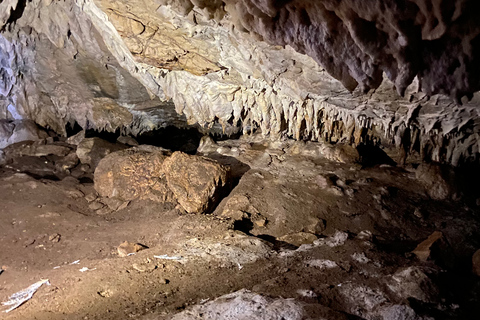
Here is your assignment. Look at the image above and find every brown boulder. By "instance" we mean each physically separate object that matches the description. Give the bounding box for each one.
[163,152,231,213]
[94,146,174,203]
[415,163,456,200]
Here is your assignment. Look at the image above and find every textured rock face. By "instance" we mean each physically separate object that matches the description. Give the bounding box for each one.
[163,151,231,213]
[0,120,49,149]
[94,146,174,202]
[76,137,128,169]
[0,0,480,166]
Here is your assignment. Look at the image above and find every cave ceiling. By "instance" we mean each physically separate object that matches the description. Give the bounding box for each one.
[0,0,480,165]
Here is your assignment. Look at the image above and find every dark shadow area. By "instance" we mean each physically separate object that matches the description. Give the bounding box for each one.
[0,0,30,32]
[455,161,480,205]
[256,234,298,251]
[65,121,84,137]
[85,128,121,143]
[357,144,397,167]
[136,126,203,154]
[233,218,254,234]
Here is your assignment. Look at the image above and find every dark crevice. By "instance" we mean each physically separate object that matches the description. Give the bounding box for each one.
[1,0,30,32]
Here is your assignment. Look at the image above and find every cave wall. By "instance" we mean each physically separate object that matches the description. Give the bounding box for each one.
[0,0,479,165]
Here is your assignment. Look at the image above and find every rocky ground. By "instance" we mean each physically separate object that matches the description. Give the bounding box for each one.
[0,127,480,320]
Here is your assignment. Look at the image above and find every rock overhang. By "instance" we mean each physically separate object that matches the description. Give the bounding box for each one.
[0,0,479,166]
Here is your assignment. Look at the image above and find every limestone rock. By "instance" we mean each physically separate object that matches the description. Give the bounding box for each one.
[416,164,456,200]
[2,142,72,160]
[117,241,147,257]
[279,232,318,247]
[94,147,174,203]
[181,232,272,266]
[170,289,310,320]
[388,267,439,303]
[0,120,49,149]
[76,137,128,169]
[221,194,258,221]
[66,130,85,146]
[117,135,138,146]
[412,231,443,262]
[0,0,479,169]
[163,151,231,213]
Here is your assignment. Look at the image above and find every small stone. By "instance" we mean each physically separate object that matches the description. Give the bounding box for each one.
[315,175,329,189]
[49,233,61,242]
[65,189,85,199]
[117,135,138,146]
[254,217,267,227]
[279,232,318,246]
[85,193,98,202]
[117,241,148,257]
[330,186,344,196]
[412,231,443,261]
[116,200,130,211]
[356,230,373,241]
[96,207,112,215]
[66,130,85,146]
[102,197,128,211]
[97,289,113,298]
[132,262,156,273]
[89,201,104,210]
[472,250,480,276]
[23,238,36,247]
[413,208,424,219]
[305,218,326,234]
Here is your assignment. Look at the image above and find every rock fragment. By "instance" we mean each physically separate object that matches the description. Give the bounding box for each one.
[412,231,443,262]
[76,137,127,169]
[279,232,318,246]
[163,151,231,213]
[416,163,456,200]
[66,130,85,146]
[117,241,147,257]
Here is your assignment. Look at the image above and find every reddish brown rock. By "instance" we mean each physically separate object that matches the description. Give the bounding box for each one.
[94,146,174,203]
[163,152,231,214]
[412,231,443,262]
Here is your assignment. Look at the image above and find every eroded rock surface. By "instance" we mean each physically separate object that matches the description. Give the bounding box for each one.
[0,120,49,149]
[94,146,174,202]
[76,137,128,169]
[163,151,231,213]
[0,0,479,168]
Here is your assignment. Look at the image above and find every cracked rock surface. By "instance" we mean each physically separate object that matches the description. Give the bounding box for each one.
[0,0,480,167]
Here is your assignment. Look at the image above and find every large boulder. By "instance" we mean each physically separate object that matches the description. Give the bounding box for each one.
[0,120,49,149]
[76,137,128,169]
[94,146,174,203]
[163,151,231,213]
[415,163,456,200]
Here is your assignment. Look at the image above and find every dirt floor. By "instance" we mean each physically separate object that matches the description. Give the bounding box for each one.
[1,133,480,319]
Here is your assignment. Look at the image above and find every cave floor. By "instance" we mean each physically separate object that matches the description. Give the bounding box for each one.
[0,136,480,319]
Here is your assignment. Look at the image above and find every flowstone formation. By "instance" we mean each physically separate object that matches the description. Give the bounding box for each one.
[1,0,480,166]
